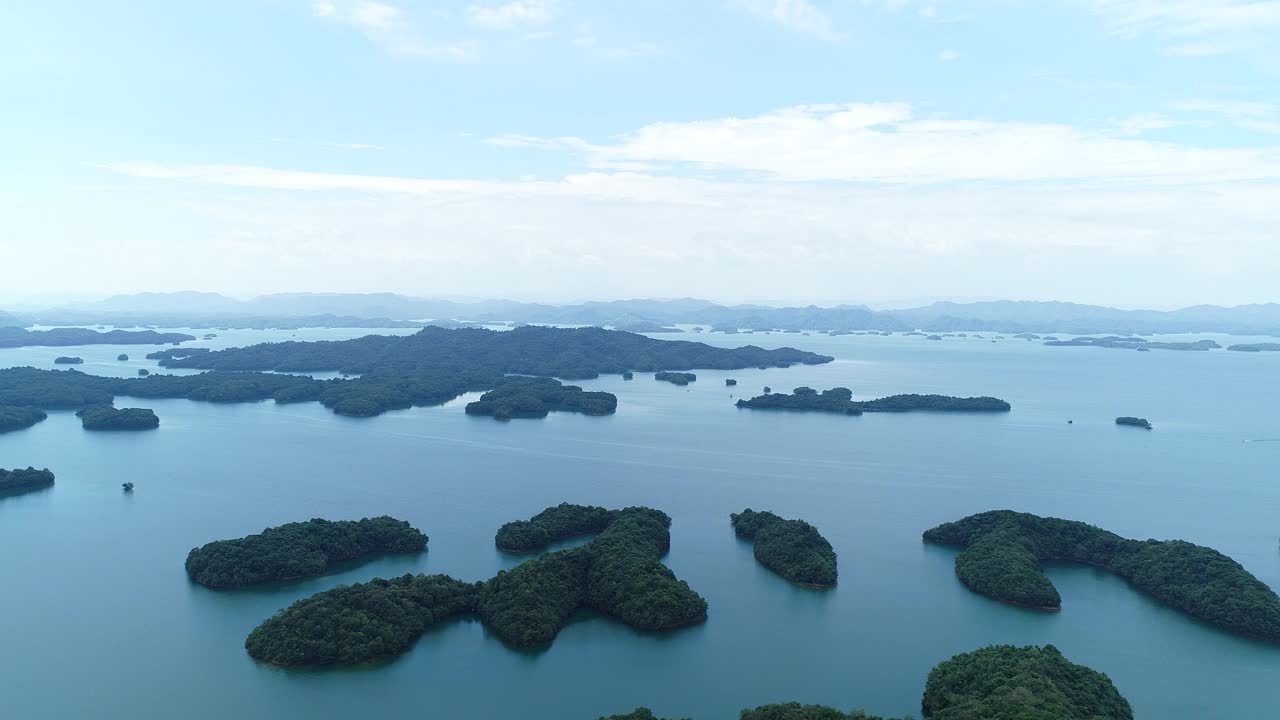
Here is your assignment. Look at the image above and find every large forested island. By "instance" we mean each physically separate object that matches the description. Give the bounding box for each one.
[0,467,55,495]
[736,387,1011,415]
[245,505,706,665]
[0,405,46,433]
[0,326,829,421]
[923,510,1280,641]
[600,644,1130,720]
[186,517,427,588]
[0,326,195,348]
[76,404,159,431]
[464,377,617,420]
[730,509,837,587]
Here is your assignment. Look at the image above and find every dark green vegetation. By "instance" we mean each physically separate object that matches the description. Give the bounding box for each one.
[725,378,737,386]
[116,354,129,361]
[736,387,1011,415]
[655,371,696,385]
[921,644,1132,720]
[53,356,83,365]
[245,574,479,665]
[0,467,55,495]
[464,377,617,420]
[622,371,634,380]
[1045,336,1221,351]
[730,509,837,587]
[137,369,150,376]
[154,326,827,417]
[186,517,428,589]
[598,645,1127,720]
[1228,343,1280,352]
[0,326,194,348]
[0,405,46,433]
[121,482,134,492]
[76,405,159,431]
[245,506,707,665]
[495,502,618,552]
[923,510,1280,640]
[1116,416,1152,429]
[0,367,322,411]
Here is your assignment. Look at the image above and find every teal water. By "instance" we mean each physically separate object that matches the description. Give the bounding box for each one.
[2,330,1279,719]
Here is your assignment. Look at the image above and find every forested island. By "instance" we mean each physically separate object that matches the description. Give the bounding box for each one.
[736,387,1011,415]
[1228,343,1280,352]
[145,347,211,361]
[923,510,1280,641]
[0,467,55,495]
[0,405,46,433]
[186,517,428,588]
[599,644,1130,720]
[464,377,617,420]
[244,505,707,665]
[1045,336,1221,351]
[725,378,737,386]
[1116,416,1153,429]
[76,405,159,431]
[53,356,83,365]
[0,326,195,348]
[116,354,129,361]
[495,502,619,552]
[655,371,696,385]
[730,509,837,587]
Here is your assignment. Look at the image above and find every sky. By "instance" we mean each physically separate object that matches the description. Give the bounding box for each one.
[2,0,1280,308]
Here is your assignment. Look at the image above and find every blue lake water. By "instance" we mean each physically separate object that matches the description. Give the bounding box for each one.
[1,329,1278,719]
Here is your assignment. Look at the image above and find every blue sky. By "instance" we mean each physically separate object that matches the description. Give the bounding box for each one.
[3,0,1280,307]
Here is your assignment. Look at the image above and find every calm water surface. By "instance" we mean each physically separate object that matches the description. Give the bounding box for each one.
[1,329,1278,719]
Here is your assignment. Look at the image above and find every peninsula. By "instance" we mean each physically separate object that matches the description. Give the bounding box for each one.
[923,510,1280,641]
[464,377,617,420]
[0,405,46,433]
[730,509,837,587]
[186,516,428,588]
[0,326,195,349]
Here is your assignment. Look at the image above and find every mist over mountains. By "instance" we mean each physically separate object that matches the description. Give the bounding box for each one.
[5,292,1280,337]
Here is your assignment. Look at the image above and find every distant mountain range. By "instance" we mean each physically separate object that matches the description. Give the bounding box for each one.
[4,292,1280,337]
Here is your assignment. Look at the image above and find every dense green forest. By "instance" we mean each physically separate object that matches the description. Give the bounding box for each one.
[495,503,619,552]
[145,347,210,361]
[1115,416,1152,429]
[76,405,159,431]
[464,377,618,420]
[53,356,83,365]
[923,510,1280,641]
[736,387,1011,414]
[921,644,1132,719]
[0,405,46,433]
[186,517,428,588]
[655,371,697,385]
[0,326,827,420]
[0,467,55,494]
[730,509,837,587]
[597,645,1127,720]
[0,326,194,348]
[245,506,706,665]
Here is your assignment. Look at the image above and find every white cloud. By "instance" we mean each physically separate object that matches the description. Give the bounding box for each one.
[259,136,388,150]
[729,0,838,40]
[467,0,557,30]
[1074,0,1280,56]
[938,49,960,62]
[501,102,1280,184]
[310,1,473,60]
[1173,100,1280,134]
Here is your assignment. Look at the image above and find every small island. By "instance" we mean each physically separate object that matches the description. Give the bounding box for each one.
[1046,336,1220,351]
[731,509,836,587]
[186,516,428,588]
[736,387,1011,415]
[622,371,634,380]
[76,405,160,431]
[655,371,696,386]
[495,502,618,552]
[1116,416,1152,430]
[245,505,706,665]
[1228,343,1280,352]
[0,405,47,434]
[464,377,617,420]
[0,326,195,349]
[116,354,129,361]
[600,644,1130,720]
[923,510,1280,641]
[137,368,150,376]
[53,356,83,365]
[0,467,55,495]
[725,378,737,386]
